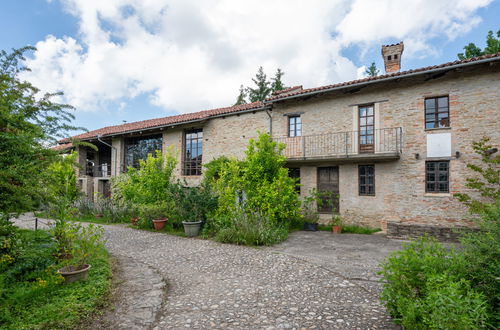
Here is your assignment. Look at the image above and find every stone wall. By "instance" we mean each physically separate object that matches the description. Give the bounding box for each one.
[387,222,479,242]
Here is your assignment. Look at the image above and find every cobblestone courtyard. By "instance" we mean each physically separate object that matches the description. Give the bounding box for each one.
[15,215,402,329]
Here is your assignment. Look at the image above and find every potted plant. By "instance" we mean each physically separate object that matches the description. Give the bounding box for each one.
[129,205,139,225]
[57,222,104,283]
[302,191,320,231]
[175,184,217,237]
[139,204,168,230]
[331,214,342,234]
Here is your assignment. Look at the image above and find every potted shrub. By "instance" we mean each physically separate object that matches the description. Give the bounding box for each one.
[57,222,104,283]
[302,191,320,231]
[139,204,168,230]
[331,214,342,234]
[175,184,217,237]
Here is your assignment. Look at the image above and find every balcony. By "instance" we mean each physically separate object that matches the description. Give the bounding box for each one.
[274,127,402,163]
[85,163,111,177]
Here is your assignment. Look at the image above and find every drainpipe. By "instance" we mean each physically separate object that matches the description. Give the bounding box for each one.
[265,109,273,136]
[97,135,117,176]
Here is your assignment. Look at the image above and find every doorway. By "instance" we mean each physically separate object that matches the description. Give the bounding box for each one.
[317,167,339,213]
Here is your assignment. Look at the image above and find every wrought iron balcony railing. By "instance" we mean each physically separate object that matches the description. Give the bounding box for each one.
[85,163,111,177]
[273,127,402,161]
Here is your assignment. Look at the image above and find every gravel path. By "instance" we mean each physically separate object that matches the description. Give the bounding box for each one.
[14,215,399,329]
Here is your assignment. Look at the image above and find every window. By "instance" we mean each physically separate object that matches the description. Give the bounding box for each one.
[288,168,301,194]
[425,96,449,129]
[124,134,163,169]
[183,129,203,176]
[426,161,449,193]
[359,105,374,152]
[288,116,301,137]
[359,165,375,196]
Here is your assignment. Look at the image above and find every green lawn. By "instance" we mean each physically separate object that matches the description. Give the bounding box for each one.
[0,229,112,329]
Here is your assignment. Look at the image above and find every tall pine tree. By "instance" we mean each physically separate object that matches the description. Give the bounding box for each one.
[234,85,247,105]
[247,66,271,102]
[365,62,379,77]
[236,67,287,104]
[271,68,286,92]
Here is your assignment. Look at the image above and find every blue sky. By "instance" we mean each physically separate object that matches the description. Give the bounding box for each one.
[1,0,498,135]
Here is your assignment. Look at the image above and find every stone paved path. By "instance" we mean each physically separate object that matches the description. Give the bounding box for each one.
[14,214,401,329]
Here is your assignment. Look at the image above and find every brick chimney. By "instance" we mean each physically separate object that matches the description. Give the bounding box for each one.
[381,42,404,73]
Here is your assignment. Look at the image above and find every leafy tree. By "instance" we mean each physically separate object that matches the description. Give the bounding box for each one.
[365,62,379,77]
[0,47,80,216]
[458,30,500,60]
[234,85,247,105]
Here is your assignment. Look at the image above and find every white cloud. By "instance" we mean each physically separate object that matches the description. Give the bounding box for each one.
[336,0,492,57]
[22,0,492,114]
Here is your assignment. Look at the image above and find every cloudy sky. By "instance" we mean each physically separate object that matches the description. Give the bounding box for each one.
[1,0,498,133]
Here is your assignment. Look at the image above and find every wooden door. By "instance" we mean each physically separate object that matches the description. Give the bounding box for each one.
[317,167,339,213]
[359,105,374,153]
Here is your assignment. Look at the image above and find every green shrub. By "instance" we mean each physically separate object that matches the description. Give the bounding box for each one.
[379,237,466,326]
[0,215,19,271]
[111,148,177,205]
[137,203,169,229]
[204,133,301,246]
[423,274,488,329]
[172,183,218,224]
[0,229,111,329]
[213,209,289,246]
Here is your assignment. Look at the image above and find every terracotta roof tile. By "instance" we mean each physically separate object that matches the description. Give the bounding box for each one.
[60,101,266,142]
[267,52,500,101]
[52,142,74,151]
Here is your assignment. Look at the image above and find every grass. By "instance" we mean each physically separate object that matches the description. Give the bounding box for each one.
[318,224,381,234]
[0,229,112,329]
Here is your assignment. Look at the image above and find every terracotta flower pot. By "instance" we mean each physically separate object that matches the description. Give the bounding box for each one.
[95,213,104,218]
[153,218,167,230]
[58,264,91,283]
[332,225,342,234]
[131,217,139,226]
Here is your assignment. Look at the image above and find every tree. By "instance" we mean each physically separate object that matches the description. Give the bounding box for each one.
[234,85,247,105]
[458,30,500,60]
[365,62,379,77]
[271,68,286,92]
[0,47,79,216]
[236,67,288,103]
[247,66,271,102]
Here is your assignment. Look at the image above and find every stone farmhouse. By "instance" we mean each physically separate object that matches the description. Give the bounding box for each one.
[55,44,500,237]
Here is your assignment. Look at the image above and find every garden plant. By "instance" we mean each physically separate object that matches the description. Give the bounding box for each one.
[379,137,499,329]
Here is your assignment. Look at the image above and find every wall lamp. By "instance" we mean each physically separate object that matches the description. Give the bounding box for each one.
[455,151,460,158]
[486,148,498,156]
[415,153,420,160]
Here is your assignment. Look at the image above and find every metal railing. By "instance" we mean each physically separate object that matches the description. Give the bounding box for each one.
[85,163,111,177]
[273,127,402,160]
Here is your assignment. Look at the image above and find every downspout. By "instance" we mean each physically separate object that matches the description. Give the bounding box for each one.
[265,108,273,136]
[97,135,117,177]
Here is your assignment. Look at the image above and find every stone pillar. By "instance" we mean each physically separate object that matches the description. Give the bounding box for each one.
[111,137,124,176]
[76,146,87,178]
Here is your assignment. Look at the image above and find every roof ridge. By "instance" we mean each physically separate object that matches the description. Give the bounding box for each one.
[60,100,265,143]
[267,52,500,101]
